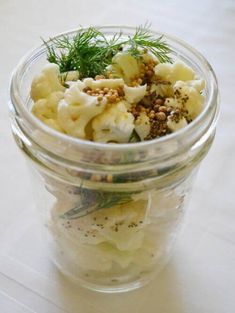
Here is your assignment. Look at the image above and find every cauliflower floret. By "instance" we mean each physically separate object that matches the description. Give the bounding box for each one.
[187,79,205,92]
[150,83,174,98]
[124,84,147,103]
[65,79,86,89]
[62,82,88,105]
[83,78,124,89]
[31,64,65,101]
[32,91,64,120]
[167,116,188,132]
[135,112,150,140]
[173,81,204,119]
[154,61,195,84]
[92,101,135,143]
[60,70,79,82]
[111,53,140,83]
[164,97,181,109]
[141,51,158,63]
[44,119,64,132]
[32,99,52,119]
[57,84,106,138]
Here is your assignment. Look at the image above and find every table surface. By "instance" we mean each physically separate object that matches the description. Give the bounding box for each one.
[0,0,235,312]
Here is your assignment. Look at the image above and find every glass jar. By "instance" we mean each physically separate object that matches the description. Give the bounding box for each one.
[9,26,219,293]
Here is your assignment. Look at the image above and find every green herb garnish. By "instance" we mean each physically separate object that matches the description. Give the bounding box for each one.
[61,187,134,219]
[126,25,172,63]
[44,24,172,79]
[129,129,141,143]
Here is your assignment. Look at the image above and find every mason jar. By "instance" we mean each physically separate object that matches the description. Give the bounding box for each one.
[9,26,219,293]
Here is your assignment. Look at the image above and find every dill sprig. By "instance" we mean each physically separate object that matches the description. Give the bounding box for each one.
[43,28,118,78]
[44,25,172,78]
[127,25,172,63]
[61,187,134,219]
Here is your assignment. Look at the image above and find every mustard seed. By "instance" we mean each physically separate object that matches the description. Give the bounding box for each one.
[154,104,160,111]
[159,106,167,113]
[156,112,167,121]
[91,174,102,182]
[106,174,113,183]
[155,98,164,105]
[146,70,153,77]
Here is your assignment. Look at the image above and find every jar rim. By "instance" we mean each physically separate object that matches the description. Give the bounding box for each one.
[9,25,219,159]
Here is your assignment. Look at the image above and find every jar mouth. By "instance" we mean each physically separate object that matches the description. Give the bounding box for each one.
[9,25,219,165]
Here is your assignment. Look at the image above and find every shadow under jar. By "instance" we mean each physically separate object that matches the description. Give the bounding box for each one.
[9,26,219,293]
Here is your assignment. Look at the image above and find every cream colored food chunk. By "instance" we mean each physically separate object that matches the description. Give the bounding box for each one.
[154,61,195,84]
[124,84,147,103]
[134,112,151,140]
[31,64,65,101]
[92,101,135,143]
[57,84,106,138]
[111,53,140,83]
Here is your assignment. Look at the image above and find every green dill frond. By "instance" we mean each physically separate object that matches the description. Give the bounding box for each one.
[61,188,134,219]
[43,25,172,78]
[128,24,172,63]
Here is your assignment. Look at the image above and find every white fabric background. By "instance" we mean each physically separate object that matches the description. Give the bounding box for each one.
[0,0,235,312]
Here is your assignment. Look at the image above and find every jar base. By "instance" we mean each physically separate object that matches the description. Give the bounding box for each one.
[52,258,162,293]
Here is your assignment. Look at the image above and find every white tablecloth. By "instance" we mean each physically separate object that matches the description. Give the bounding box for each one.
[0,0,234,312]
